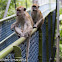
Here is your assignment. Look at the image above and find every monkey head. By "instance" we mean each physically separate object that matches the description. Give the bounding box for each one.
[32,4,39,11]
[16,6,26,16]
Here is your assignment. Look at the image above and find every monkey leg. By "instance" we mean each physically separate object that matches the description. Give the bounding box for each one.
[14,27,24,37]
[23,24,29,37]
[23,23,33,37]
[23,28,32,37]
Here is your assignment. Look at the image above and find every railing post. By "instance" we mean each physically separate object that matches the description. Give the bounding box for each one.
[51,10,56,62]
[42,19,47,62]
[48,13,51,60]
[46,18,49,62]
[13,46,22,62]
[38,27,42,62]
[50,12,54,61]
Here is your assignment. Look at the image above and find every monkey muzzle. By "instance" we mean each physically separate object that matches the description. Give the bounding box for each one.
[33,9,37,11]
[17,11,19,16]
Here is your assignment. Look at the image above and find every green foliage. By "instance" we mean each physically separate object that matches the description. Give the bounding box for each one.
[59,25,62,44]
[59,44,62,58]
[0,0,8,19]
[59,8,62,60]
[59,8,62,14]
[0,0,32,19]
[59,8,62,43]
[0,0,8,10]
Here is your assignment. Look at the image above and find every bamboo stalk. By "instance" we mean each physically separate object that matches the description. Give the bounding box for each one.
[56,0,60,62]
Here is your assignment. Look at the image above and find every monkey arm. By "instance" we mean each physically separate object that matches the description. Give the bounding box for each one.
[11,20,19,30]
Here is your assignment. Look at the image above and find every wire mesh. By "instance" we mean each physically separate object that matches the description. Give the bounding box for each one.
[3,31,39,62]
[0,18,16,41]
[0,12,39,61]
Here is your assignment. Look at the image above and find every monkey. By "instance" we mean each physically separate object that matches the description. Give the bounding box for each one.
[11,7,34,62]
[31,4,44,28]
[11,6,34,37]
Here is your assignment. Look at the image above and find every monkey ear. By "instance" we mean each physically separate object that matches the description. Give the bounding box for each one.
[24,8,26,11]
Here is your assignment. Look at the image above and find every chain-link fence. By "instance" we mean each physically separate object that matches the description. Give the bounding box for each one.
[3,31,39,62]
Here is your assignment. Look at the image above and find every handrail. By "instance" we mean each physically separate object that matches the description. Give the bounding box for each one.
[0,3,55,23]
[0,32,15,44]
[0,14,16,22]
[0,28,37,59]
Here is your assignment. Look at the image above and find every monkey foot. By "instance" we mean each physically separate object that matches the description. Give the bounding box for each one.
[18,36,20,38]
[33,25,37,28]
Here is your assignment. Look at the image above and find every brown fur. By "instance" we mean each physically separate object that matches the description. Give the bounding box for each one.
[11,6,34,37]
[31,4,44,27]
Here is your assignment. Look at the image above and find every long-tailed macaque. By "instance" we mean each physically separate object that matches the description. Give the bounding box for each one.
[31,4,44,28]
[11,6,34,37]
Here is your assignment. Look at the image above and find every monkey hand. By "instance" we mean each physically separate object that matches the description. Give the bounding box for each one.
[11,24,15,31]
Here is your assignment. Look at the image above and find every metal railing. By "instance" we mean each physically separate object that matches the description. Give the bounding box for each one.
[0,2,56,62]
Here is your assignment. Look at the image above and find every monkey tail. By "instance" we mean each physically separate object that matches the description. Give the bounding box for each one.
[26,37,31,62]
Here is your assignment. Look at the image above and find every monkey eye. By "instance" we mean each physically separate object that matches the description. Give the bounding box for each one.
[24,8,26,11]
[32,6,36,7]
[17,9,21,11]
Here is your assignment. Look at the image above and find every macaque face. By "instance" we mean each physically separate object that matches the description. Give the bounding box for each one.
[16,6,26,16]
[32,4,39,11]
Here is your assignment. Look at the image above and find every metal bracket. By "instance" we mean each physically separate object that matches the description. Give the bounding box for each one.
[13,46,21,62]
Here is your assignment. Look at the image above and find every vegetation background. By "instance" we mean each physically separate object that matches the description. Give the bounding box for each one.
[59,1,62,61]
[0,0,32,19]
